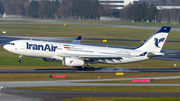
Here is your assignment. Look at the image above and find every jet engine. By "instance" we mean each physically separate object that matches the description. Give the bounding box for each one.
[62,57,85,66]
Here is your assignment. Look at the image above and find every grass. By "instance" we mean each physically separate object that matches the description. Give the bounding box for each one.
[1,24,156,38]
[0,24,179,40]
[1,72,180,81]
[58,19,180,28]
[64,97,180,101]
[3,18,180,28]
[11,86,180,92]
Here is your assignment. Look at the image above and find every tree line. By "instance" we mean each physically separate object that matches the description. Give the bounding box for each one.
[157,0,180,23]
[0,0,180,23]
[0,0,159,21]
[71,0,102,20]
[0,0,111,20]
[120,2,158,22]
[139,0,180,23]
[0,0,29,15]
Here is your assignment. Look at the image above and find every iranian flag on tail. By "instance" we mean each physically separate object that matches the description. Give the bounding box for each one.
[64,45,70,49]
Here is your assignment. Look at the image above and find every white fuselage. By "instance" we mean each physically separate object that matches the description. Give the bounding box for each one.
[3,40,149,64]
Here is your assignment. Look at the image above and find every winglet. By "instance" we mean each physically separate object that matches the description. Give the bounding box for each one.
[71,36,81,44]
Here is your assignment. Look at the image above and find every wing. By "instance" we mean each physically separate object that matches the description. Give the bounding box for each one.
[60,54,126,58]
[56,53,139,64]
[57,54,135,60]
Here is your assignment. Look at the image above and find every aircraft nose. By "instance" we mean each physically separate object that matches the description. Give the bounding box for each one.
[3,44,8,50]
[3,44,10,51]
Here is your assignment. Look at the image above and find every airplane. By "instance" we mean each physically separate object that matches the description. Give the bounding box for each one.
[3,26,171,71]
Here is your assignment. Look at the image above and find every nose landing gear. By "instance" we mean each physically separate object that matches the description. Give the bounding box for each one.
[19,55,23,63]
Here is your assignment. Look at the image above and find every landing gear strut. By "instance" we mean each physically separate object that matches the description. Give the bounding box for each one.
[19,55,23,63]
[75,63,94,71]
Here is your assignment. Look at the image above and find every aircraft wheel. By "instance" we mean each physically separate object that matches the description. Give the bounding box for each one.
[89,67,94,71]
[19,60,23,63]
[84,67,89,71]
[77,66,82,71]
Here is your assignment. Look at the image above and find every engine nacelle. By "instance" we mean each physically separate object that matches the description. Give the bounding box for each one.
[43,58,60,62]
[62,57,85,66]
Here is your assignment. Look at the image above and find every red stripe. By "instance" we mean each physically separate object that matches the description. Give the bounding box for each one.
[64,47,70,49]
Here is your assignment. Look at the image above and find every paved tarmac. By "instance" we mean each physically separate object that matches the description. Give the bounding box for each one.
[1,76,180,101]
[0,76,180,88]
[1,89,180,101]
[1,68,180,73]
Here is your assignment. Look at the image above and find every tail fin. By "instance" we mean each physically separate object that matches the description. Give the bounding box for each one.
[135,26,171,52]
[71,36,81,44]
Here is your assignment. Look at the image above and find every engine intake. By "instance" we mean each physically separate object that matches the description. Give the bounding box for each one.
[62,57,85,66]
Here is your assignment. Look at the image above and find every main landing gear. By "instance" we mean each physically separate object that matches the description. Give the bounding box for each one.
[77,66,83,71]
[84,67,94,71]
[76,63,94,71]
[19,55,23,63]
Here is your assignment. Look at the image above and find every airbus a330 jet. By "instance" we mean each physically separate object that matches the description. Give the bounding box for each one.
[3,26,171,71]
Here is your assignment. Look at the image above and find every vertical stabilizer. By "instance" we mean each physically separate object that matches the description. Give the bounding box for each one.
[135,26,171,52]
[71,36,81,44]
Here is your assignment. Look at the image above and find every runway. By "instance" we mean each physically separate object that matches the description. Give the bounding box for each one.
[1,76,180,100]
[1,89,180,101]
[0,76,180,88]
[1,68,180,73]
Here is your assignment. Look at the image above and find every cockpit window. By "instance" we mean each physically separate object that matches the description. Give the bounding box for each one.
[8,43,15,45]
